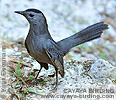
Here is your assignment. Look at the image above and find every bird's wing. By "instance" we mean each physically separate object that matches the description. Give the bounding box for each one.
[45,39,64,77]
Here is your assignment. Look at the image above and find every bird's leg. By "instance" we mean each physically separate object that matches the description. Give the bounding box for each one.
[51,68,58,90]
[35,66,42,80]
[32,66,42,85]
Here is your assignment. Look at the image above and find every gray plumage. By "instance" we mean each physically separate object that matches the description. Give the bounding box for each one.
[15,9,108,89]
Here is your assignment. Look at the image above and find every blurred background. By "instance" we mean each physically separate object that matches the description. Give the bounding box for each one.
[0,0,116,65]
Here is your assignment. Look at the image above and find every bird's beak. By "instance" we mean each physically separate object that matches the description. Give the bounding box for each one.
[14,11,24,15]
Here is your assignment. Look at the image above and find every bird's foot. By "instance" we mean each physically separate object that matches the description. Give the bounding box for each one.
[50,83,58,92]
[31,79,37,86]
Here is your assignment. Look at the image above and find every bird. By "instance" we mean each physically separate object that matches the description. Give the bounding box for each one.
[15,8,108,90]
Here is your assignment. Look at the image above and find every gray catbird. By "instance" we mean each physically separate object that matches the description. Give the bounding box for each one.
[15,9,108,89]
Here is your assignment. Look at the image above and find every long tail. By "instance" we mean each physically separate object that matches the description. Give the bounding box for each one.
[57,22,108,56]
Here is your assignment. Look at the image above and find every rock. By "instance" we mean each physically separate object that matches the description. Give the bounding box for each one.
[90,59,116,81]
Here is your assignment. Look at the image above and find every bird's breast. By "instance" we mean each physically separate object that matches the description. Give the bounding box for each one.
[25,34,51,63]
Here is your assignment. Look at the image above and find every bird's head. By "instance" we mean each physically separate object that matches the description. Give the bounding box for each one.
[15,8,47,25]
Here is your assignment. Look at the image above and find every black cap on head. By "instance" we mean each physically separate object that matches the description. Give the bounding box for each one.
[15,8,42,15]
[25,8,42,13]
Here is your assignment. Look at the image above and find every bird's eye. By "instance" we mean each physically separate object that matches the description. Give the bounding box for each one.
[29,14,34,17]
